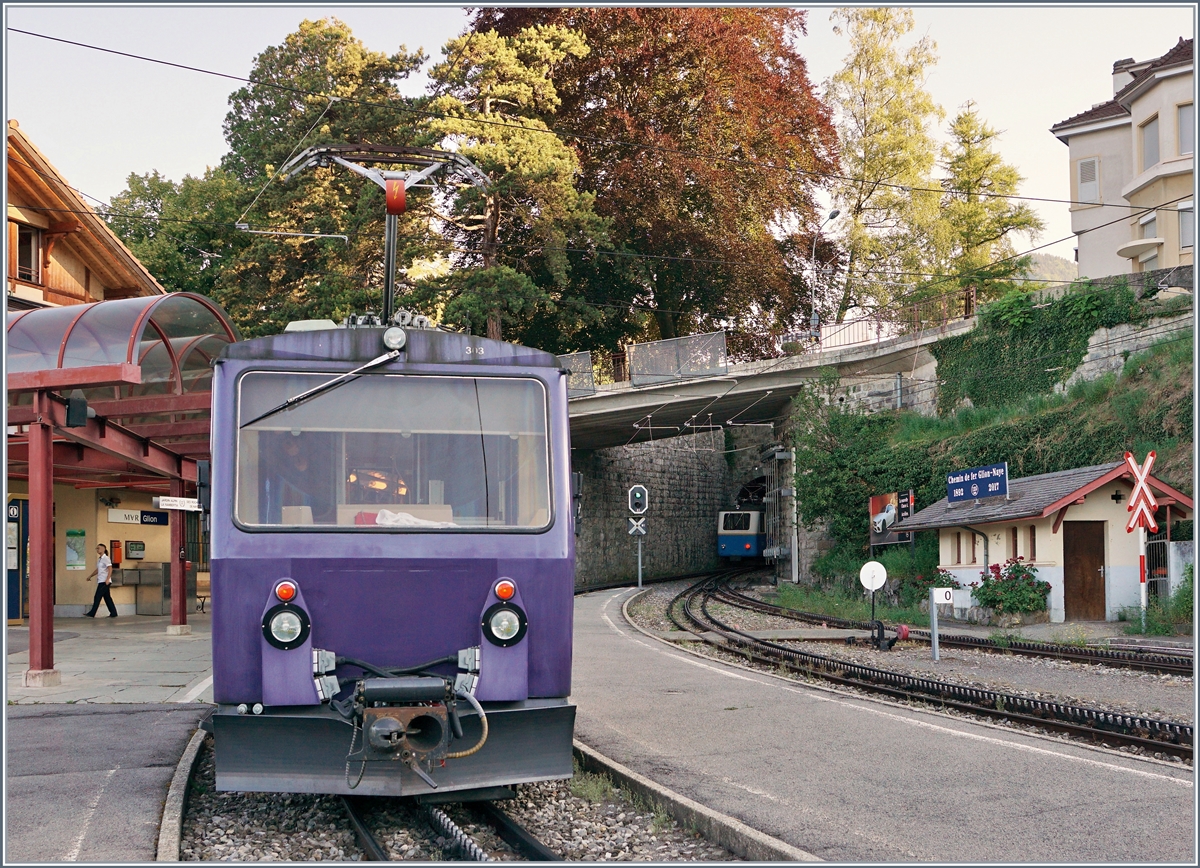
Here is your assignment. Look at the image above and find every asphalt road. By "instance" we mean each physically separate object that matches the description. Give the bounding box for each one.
[5,704,211,863]
[571,589,1195,862]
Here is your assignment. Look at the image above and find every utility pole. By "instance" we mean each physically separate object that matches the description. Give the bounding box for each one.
[279,145,489,325]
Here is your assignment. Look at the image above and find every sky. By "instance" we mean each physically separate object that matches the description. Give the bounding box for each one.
[4,3,1196,262]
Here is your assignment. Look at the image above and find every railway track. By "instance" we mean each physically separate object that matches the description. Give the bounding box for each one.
[342,794,562,861]
[669,574,1194,762]
[710,575,1195,676]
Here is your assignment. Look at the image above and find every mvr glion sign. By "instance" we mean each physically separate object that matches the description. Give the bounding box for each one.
[947,462,1008,503]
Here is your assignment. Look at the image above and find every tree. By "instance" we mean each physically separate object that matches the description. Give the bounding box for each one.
[825,7,943,323]
[213,18,430,336]
[472,7,839,357]
[412,25,609,345]
[926,103,1044,303]
[106,168,244,297]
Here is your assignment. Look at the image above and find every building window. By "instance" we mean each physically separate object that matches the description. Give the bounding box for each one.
[1180,104,1194,155]
[954,532,962,564]
[1140,250,1159,272]
[1141,212,1157,239]
[1010,526,1019,559]
[1181,202,1194,250]
[1077,158,1099,204]
[970,533,977,564]
[1141,116,1159,171]
[1028,525,1037,562]
[16,224,41,283]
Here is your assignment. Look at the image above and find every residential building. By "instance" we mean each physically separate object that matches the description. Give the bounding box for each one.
[1050,38,1194,280]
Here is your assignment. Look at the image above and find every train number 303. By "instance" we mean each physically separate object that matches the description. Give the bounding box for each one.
[466,345,485,355]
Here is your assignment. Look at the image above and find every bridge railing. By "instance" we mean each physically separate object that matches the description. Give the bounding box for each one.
[557,351,597,398]
[627,330,728,386]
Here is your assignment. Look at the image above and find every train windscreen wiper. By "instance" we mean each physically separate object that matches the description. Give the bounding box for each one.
[239,349,401,429]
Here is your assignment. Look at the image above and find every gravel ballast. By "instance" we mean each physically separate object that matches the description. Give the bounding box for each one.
[626,578,1195,736]
[180,736,738,861]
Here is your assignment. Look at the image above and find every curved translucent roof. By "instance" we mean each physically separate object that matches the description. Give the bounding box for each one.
[6,293,239,397]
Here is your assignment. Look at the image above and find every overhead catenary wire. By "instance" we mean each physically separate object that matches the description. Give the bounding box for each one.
[7,25,1168,212]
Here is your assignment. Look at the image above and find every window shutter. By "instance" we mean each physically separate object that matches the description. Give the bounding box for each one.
[1078,158,1099,203]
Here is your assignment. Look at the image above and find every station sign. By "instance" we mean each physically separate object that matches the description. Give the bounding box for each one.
[947,462,1008,503]
[153,496,202,512]
[108,508,170,526]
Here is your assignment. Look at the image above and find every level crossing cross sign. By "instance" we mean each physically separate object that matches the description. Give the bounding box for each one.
[627,517,647,536]
[1124,451,1158,533]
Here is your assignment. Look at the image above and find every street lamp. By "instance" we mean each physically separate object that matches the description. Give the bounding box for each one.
[811,209,840,340]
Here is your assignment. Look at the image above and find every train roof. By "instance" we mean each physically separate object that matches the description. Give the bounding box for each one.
[218,325,562,369]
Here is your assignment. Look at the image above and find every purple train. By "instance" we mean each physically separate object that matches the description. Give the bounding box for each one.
[207,323,576,797]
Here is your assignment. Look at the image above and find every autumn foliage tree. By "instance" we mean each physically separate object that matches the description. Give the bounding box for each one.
[472,7,839,356]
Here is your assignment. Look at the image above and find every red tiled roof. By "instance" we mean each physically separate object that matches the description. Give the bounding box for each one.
[1117,37,1194,102]
[1052,37,1193,134]
[1051,99,1129,133]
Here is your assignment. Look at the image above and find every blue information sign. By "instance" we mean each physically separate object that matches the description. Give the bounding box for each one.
[947,462,1008,503]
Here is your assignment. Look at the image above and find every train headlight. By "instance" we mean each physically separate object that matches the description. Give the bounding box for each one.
[262,603,311,650]
[482,603,528,647]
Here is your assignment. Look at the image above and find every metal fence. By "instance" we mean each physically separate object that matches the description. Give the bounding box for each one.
[557,351,597,398]
[627,331,728,387]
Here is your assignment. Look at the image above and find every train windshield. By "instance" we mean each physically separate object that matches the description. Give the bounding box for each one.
[722,513,752,531]
[235,372,551,530]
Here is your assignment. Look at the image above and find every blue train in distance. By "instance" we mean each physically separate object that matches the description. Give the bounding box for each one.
[717,509,766,559]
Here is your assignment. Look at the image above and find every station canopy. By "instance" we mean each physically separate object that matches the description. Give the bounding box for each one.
[6,293,240,488]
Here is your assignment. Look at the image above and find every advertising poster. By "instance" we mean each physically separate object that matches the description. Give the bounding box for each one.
[869,491,913,546]
[66,529,88,570]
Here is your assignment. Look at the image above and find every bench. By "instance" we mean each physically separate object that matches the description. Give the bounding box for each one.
[196,573,211,614]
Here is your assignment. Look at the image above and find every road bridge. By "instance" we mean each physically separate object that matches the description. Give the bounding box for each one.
[567,318,974,450]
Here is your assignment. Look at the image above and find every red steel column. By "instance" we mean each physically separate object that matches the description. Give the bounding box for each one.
[26,391,59,683]
[169,477,187,628]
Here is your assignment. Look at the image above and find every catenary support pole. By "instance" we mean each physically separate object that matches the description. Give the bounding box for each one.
[788,448,799,584]
[930,588,940,662]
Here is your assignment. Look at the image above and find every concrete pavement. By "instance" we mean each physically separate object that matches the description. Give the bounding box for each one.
[7,614,213,704]
[571,588,1195,862]
[5,615,214,862]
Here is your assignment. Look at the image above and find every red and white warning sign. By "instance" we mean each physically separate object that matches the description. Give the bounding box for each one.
[1124,450,1158,533]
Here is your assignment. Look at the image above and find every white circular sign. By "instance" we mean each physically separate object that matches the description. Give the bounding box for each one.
[859,561,887,592]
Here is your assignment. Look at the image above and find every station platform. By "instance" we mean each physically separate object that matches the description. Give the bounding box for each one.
[5,614,214,862]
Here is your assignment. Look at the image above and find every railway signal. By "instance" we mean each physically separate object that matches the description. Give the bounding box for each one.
[628,484,648,515]
[627,485,648,587]
[1124,451,1159,629]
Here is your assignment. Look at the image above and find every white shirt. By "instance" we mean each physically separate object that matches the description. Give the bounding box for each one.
[96,554,112,584]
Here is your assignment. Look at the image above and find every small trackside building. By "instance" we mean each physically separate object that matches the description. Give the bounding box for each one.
[892,462,1192,623]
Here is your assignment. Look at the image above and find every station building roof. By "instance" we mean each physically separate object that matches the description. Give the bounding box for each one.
[6,293,240,489]
[894,462,1192,533]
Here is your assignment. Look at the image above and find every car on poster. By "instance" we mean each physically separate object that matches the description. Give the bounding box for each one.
[869,491,913,546]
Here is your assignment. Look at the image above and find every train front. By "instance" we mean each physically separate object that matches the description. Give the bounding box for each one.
[207,324,576,797]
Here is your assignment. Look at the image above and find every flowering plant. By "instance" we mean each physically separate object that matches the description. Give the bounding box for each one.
[970,557,1050,613]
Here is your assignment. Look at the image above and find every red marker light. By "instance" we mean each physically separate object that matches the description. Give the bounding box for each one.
[275,580,298,602]
[495,579,516,601]
[745,543,752,550]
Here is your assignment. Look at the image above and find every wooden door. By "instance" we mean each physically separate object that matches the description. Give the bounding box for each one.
[1064,521,1106,620]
